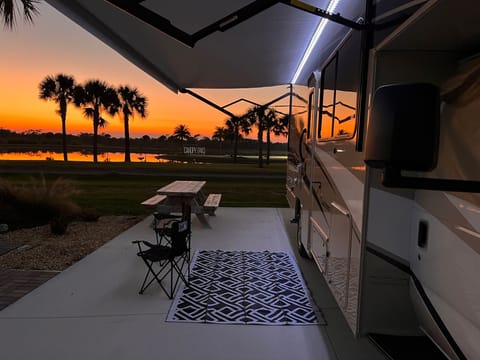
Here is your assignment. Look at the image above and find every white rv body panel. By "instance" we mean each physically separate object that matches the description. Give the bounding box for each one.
[287,1,480,358]
[367,188,413,262]
[316,148,364,232]
[410,201,480,354]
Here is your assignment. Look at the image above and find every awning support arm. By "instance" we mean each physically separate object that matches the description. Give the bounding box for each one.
[222,98,262,109]
[104,0,280,47]
[180,89,237,118]
[104,0,364,48]
[239,92,293,120]
[281,0,366,30]
[181,89,298,120]
[104,0,194,46]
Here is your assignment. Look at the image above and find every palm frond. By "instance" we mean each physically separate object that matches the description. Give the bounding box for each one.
[83,107,94,119]
[1,0,39,29]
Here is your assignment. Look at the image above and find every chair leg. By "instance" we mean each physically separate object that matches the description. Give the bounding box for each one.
[138,258,170,296]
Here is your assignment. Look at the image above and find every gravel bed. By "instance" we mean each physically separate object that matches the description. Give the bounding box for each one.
[0,215,143,271]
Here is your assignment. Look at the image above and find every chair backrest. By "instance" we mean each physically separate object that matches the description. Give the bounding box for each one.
[170,220,190,255]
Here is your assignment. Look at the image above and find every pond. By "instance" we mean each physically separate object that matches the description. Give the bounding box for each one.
[0,151,171,162]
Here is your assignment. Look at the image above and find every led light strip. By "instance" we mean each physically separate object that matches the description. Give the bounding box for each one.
[291,0,341,84]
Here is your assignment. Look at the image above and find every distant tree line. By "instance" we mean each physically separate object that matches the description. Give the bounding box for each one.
[214,106,289,167]
[2,69,290,167]
[33,73,288,167]
[0,128,287,157]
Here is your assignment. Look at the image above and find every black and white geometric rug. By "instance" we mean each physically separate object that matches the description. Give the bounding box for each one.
[167,250,325,325]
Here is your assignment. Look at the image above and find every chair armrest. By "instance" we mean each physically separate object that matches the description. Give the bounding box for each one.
[132,240,156,248]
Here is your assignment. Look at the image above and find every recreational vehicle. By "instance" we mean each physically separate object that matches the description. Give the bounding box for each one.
[43,0,479,358]
[287,1,480,359]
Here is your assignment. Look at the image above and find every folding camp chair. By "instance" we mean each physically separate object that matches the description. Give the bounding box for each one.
[133,219,191,298]
[152,210,182,244]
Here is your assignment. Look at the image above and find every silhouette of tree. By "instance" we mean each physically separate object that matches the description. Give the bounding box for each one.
[172,124,191,142]
[39,74,77,161]
[116,86,147,162]
[212,126,227,142]
[273,114,289,138]
[245,106,266,168]
[212,126,228,153]
[264,108,277,165]
[225,116,251,163]
[1,0,38,29]
[74,80,119,162]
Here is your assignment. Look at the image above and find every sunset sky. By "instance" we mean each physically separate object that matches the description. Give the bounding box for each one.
[0,2,290,140]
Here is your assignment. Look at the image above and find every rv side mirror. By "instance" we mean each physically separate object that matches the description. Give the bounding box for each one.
[364,83,440,171]
[364,83,480,193]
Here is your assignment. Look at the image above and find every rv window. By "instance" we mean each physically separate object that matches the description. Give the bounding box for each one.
[320,56,337,139]
[307,90,314,139]
[318,31,361,141]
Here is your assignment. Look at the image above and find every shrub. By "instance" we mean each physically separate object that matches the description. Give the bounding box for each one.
[0,175,82,231]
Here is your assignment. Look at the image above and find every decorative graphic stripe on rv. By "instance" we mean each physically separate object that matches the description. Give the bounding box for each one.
[366,245,467,360]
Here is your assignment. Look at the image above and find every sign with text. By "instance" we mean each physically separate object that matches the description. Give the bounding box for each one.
[183,145,206,156]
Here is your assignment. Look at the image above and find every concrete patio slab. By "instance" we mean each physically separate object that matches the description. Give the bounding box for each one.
[0,207,385,360]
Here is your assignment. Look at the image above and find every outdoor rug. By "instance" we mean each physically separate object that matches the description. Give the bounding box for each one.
[167,250,325,325]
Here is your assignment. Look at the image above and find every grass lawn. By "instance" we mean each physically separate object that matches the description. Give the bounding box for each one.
[0,160,288,216]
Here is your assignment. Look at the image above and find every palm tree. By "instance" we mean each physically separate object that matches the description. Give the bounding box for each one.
[117,86,147,162]
[273,114,289,138]
[172,124,191,142]
[225,116,251,163]
[212,126,228,153]
[245,106,266,168]
[39,74,76,161]
[74,80,119,162]
[264,108,277,165]
[1,0,38,29]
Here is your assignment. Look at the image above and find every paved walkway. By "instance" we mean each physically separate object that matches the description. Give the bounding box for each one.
[0,269,59,311]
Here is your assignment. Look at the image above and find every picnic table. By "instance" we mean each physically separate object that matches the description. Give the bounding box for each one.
[156,180,210,227]
[141,180,222,228]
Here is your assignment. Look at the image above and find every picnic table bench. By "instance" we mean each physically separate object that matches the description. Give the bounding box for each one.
[141,194,167,207]
[203,193,222,216]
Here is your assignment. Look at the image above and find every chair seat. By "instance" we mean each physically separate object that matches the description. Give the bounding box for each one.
[138,245,171,261]
[137,243,186,262]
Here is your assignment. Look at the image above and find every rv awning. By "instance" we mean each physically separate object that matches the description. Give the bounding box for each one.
[45,0,366,92]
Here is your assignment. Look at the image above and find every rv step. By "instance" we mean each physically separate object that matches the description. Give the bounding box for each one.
[368,333,447,360]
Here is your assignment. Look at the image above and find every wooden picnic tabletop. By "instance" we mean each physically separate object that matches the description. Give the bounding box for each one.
[156,180,206,196]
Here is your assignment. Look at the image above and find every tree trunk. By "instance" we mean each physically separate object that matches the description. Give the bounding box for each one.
[93,107,99,163]
[93,122,98,163]
[266,125,271,165]
[257,126,263,168]
[124,111,131,162]
[233,126,239,163]
[60,99,68,161]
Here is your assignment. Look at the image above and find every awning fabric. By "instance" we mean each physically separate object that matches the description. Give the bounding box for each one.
[45,0,365,92]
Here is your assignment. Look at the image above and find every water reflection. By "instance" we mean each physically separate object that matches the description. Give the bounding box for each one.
[0,151,171,162]
[0,151,287,162]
